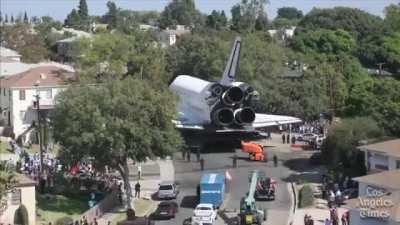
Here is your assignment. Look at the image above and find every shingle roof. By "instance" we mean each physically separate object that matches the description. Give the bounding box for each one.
[353,170,400,190]
[1,66,74,88]
[358,139,400,158]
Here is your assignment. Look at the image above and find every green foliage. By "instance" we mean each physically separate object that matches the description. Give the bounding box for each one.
[51,77,182,169]
[230,0,268,32]
[23,11,28,23]
[297,7,384,41]
[0,162,16,200]
[298,185,314,208]
[291,29,356,55]
[385,4,400,32]
[159,0,202,29]
[105,1,118,30]
[78,0,89,22]
[0,23,49,62]
[276,7,303,20]
[206,10,227,30]
[73,33,170,85]
[321,117,384,176]
[64,0,89,30]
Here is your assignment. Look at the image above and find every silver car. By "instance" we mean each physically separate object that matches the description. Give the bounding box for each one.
[157,181,179,199]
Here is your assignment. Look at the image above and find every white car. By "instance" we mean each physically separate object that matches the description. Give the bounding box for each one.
[157,181,179,199]
[297,133,318,143]
[192,203,217,225]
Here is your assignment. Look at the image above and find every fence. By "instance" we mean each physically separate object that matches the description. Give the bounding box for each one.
[82,187,120,221]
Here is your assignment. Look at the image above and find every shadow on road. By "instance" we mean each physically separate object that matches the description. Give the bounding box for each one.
[180,195,198,209]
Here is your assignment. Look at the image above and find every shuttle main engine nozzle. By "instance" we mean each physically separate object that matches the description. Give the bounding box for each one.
[234,107,256,125]
[222,86,244,106]
[212,108,235,127]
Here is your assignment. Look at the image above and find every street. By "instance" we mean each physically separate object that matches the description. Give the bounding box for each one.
[154,147,298,225]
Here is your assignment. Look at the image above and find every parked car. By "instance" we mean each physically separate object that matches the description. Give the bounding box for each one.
[309,152,322,165]
[192,203,217,225]
[157,181,179,199]
[297,133,318,143]
[343,188,358,200]
[150,201,179,220]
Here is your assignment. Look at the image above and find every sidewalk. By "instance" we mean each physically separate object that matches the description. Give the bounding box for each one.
[96,159,174,225]
[292,207,348,225]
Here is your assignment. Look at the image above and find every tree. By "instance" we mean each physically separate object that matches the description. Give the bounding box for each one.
[78,0,89,22]
[10,15,14,23]
[105,1,118,30]
[0,11,3,23]
[51,78,182,210]
[0,23,49,62]
[385,4,400,32]
[159,0,202,29]
[276,7,303,20]
[230,0,268,32]
[297,7,384,41]
[291,29,356,55]
[73,33,171,85]
[23,11,28,23]
[321,117,384,177]
[206,10,227,30]
[4,14,8,23]
[64,9,81,28]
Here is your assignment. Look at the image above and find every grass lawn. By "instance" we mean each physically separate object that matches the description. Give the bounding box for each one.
[0,141,10,154]
[36,194,89,225]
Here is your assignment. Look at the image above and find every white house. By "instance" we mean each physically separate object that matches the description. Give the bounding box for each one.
[358,139,400,173]
[155,25,191,47]
[345,170,400,225]
[0,46,21,62]
[0,66,74,143]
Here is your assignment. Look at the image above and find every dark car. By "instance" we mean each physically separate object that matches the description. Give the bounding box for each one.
[150,201,179,220]
[309,152,322,165]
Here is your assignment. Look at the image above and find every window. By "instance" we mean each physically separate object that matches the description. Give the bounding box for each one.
[19,110,26,121]
[397,160,400,169]
[3,88,5,96]
[39,89,52,99]
[19,90,25,100]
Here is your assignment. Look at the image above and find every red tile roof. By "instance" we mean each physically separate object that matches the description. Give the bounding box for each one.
[1,66,74,88]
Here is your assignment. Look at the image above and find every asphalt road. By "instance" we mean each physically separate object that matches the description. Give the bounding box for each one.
[154,148,299,225]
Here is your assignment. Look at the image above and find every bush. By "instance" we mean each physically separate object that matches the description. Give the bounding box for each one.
[298,185,314,208]
[55,216,73,225]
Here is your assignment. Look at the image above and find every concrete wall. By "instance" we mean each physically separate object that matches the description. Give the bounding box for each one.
[0,185,36,225]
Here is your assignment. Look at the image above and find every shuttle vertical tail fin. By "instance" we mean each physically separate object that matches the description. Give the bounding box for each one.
[220,37,241,86]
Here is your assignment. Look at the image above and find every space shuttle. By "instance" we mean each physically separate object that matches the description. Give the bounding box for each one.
[169,37,301,145]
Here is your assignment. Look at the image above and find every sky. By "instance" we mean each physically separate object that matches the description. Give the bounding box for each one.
[1,0,399,21]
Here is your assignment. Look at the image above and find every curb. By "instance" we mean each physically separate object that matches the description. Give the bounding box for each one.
[287,182,298,225]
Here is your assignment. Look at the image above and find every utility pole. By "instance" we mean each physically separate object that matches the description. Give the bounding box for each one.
[34,85,43,173]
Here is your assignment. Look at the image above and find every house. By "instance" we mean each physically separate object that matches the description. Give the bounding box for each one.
[0,174,36,225]
[155,25,191,47]
[358,139,400,173]
[0,46,21,62]
[268,26,296,40]
[0,66,74,143]
[54,28,92,62]
[344,170,400,225]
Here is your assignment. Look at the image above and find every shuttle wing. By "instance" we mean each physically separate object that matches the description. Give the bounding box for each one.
[252,113,302,128]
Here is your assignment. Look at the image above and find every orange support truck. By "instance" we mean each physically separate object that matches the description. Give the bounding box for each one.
[241,141,266,161]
